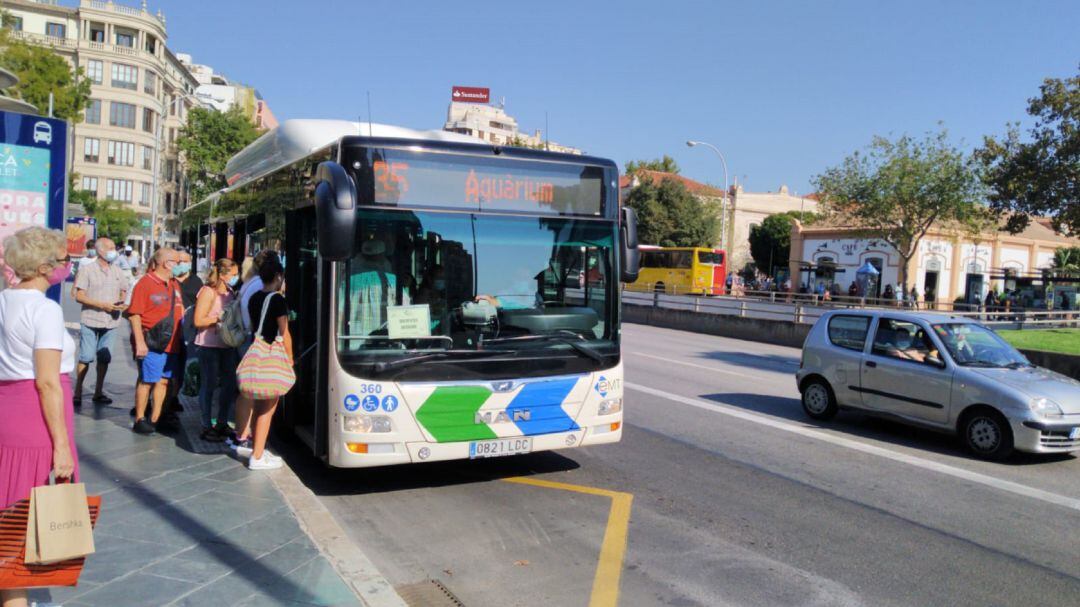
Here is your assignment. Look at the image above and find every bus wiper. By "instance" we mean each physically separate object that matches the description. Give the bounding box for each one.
[373,349,503,373]
[484,332,608,364]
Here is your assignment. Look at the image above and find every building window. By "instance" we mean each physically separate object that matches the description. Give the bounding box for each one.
[85,60,103,84]
[111,63,137,90]
[80,176,98,197]
[142,108,155,133]
[164,159,175,182]
[164,192,172,214]
[168,127,175,143]
[115,31,134,48]
[142,146,153,170]
[83,138,100,163]
[84,99,102,124]
[145,35,157,54]
[109,102,135,128]
[144,70,157,96]
[105,179,133,202]
[89,24,104,42]
[45,22,65,38]
[140,183,152,207]
[169,96,177,116]
[7,16,23,32]
[107,141,135,166]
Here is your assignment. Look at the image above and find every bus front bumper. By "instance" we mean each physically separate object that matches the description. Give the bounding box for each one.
[330,422,623,468]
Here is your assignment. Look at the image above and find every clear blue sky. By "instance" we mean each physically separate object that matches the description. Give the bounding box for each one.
[144,0,1077,195]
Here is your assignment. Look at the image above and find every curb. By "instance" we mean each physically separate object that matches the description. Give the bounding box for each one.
[267,461,408,607]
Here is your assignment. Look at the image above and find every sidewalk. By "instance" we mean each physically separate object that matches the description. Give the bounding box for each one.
[36,302,369,606]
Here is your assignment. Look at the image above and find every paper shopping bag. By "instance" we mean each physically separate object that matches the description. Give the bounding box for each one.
[24,483,95,565]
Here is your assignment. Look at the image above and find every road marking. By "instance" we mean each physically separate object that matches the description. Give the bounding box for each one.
[631,351,776,381]
[502,477,633,607]
[626,382,1080,513]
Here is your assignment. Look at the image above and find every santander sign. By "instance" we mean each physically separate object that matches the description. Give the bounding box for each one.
[452,86,490,103]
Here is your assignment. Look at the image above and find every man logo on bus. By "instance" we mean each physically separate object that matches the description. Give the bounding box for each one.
[475,410,531,424]
[595,376,621,398]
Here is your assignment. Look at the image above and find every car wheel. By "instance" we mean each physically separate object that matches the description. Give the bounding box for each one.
[962,409,1014,461]
[801,379,837,420]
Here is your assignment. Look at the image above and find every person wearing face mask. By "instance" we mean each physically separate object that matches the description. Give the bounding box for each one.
[128,248,184,434]
[193,258,240,442]
[72,237,128,408]
[0,228,78,607]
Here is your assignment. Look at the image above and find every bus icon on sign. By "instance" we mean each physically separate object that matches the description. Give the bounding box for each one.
[33,122,52,145]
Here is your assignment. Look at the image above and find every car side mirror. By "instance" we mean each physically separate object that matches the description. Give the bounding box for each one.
[314,161,357,261]
[926,355,946,369]
[620,207,640,283]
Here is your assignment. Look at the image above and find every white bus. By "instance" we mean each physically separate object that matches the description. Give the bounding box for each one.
[181,120,640,467]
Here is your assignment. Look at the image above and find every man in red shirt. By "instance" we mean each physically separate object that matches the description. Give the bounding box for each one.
[127,247,183,434]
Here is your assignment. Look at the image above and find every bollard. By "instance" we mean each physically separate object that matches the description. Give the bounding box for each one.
[795,304,803,324]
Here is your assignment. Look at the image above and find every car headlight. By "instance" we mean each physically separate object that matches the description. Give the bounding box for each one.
[1029,398,1063,419]
[598,398,623,416]
[343,415,393,433]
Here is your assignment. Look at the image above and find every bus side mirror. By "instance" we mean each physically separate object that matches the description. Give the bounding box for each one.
[314,161,357,261]
[620,206,640,283]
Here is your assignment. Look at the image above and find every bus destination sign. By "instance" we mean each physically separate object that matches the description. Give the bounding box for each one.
[363,149,605,217]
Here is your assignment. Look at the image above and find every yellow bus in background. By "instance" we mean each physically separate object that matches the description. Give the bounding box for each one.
[629,246,727,295]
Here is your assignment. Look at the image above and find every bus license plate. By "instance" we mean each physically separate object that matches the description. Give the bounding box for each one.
[469,438,533,459]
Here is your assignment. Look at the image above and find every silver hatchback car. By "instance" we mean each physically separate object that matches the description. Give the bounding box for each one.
[796,310,1080,460]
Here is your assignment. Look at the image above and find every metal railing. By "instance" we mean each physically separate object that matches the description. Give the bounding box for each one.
[624,283,1080,329]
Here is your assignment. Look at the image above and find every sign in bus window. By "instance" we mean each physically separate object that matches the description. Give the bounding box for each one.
[360,148,606,217]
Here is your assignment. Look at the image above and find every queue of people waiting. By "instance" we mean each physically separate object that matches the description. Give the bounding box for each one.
[0,226,294,478]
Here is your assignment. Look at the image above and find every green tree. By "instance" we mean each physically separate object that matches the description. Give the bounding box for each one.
[77,195,140,243]
[812,128,989,289]
[624,177,719,247]
[0,38,91,122]
[749,211,818,275]
[177,106,259,204]
[977,66,1079,235]
[1053,246,1080,271]
[625,155,680,175]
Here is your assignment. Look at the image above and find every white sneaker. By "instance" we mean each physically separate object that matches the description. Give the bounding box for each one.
[263,452,282,464]
[248,454,283,470]
[235,444,253,458]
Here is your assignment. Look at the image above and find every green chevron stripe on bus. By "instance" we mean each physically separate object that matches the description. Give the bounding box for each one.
[415,386,497,442]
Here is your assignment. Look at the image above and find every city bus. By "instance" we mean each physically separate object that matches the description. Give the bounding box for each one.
[180,120,640,468]
[628,246,726,295]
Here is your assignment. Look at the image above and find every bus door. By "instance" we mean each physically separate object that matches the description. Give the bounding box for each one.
[669,250,693,293]
[282,206,327,457]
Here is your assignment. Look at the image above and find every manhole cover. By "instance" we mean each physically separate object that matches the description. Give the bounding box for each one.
[396,579,465,607]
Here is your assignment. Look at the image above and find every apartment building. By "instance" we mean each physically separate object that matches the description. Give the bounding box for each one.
[2,0,199,247]
[176,53,278,130]
[442,89,581,154]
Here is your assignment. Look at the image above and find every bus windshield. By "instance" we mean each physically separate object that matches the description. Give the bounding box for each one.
[336,208,618,380]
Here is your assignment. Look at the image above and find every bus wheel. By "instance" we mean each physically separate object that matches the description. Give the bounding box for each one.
[654,282,665,294]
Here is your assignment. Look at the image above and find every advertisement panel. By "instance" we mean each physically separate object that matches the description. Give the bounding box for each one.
[451,86,490,104]
[66,217,97,257]
[0,111,68,298]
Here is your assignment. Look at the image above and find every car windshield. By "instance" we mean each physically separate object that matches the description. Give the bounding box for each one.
[931,323,1030,368]
[335,208,618,380]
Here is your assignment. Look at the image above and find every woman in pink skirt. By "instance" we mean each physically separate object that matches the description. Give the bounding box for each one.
[0,227,77,607]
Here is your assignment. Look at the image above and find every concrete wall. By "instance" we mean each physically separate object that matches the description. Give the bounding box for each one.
[624,304,811,349]
[1019,349,1080,381]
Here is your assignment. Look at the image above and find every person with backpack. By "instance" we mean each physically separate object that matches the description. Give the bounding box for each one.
[192,258,240,442]
[240,257,292,470]
[127,248,184,434]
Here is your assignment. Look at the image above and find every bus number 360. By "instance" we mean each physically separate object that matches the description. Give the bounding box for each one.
[360,384,382,395]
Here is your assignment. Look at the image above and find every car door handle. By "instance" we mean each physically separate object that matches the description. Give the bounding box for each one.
[865,361,877,368]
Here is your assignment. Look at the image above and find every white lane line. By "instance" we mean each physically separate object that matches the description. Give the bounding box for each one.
[626,382,1080,513]
[630,351,776,381]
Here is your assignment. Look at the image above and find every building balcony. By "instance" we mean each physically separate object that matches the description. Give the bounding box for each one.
[81,0,165,29]
[83,39,159,63]
[11,30,77,51]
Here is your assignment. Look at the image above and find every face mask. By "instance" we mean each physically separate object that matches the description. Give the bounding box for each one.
[172,263,191,277]
[104,250,118,262]
[433,280,446,290]
[47,263,71,286]
[227,275,239,287]
[87,250,97,259]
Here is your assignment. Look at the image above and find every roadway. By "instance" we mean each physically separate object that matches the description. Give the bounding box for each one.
[288,323,1080,607]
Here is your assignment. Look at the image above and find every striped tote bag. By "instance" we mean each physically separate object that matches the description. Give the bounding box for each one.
[237,293,296,400]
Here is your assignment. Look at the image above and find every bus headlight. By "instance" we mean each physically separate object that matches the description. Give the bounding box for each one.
[598,398,622,416]
[343,415,393,433]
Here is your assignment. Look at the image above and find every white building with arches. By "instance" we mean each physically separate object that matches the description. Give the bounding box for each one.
[789,218,1079,305]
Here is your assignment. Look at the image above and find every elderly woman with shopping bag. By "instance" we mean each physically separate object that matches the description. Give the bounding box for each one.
[0,227,79,607]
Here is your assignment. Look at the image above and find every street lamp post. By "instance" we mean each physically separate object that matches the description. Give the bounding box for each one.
[686,140,730,253]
